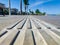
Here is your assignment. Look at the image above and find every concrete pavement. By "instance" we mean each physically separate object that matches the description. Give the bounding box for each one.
[0,15,60,45]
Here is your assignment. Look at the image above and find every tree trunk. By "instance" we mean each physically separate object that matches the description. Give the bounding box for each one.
[26,5,28,15]
[9,0,11,15]
[25,5,27,15]
[20,0,22,15]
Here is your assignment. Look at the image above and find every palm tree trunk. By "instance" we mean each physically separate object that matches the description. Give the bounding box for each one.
[26,5,28,15]
[8,0,11,15]
[23,0,29,15]
[20,0,22,15]
[25,5,26,15]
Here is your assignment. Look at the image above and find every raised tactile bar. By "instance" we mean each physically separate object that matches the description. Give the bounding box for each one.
[0,31,8,37]
[10,31,20,45]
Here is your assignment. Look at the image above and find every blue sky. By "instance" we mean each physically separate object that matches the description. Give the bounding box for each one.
[0,0,60,14]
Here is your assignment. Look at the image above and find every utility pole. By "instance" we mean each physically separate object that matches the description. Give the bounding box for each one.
[20,0,22,15]
[9,0,11,15]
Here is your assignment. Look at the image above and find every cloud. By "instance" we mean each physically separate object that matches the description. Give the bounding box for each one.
[29,0,51,9]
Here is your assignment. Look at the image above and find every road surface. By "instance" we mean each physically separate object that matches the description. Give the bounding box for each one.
[0,15,60,45]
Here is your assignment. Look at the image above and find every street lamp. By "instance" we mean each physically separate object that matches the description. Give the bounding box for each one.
[8,0,11,15]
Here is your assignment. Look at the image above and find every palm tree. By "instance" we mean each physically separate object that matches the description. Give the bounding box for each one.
[23,0,29,14]
[35,9,41,15]
[8,0,11,15]
[20,0,22,14]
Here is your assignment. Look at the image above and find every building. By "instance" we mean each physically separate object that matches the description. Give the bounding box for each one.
[11,8,18,15]
[0,3,18,15]
[0,3,5,15]
[4,8,18,15]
